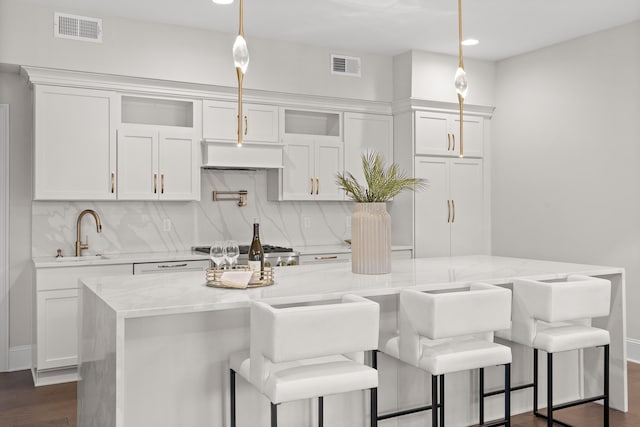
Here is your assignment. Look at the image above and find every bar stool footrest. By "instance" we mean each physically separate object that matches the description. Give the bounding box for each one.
[480,418,510,427]
[377,404,439,421]
[483,382,534,398]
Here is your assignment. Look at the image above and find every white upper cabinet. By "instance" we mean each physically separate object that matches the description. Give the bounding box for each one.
[202,100,279,142]
[415,111,484,158]
[268,109,344,201]
[117,129,157,200]
[158,131,200,200]
[343,112,393,184]
[281,141,315,200]
[117,128,199,201]
[33,88,201,201]
[34,85,118,200]
[315,141,344,200]
[278,139,344,201]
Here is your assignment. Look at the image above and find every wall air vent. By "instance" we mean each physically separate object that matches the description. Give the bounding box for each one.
[331,54,361,77]
[54,12,102,43]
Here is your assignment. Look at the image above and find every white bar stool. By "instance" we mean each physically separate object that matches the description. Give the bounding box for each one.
[375,283,513,426]
[229,295,380,427]
[485,275,611,427]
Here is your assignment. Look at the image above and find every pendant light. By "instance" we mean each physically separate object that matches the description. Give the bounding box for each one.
[454,0,468,158]
[233,0,249,147]
[210,0,249,146]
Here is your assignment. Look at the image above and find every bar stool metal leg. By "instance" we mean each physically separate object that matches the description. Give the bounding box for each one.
[547,352,553,427]
[431,375,438,427]
[230,369,236,427]
[318,396,323,427]
[479,367,485,425]
[505,363,511,426]
[604,344,609,427]
[271,403,278,427]
[439,374,445,427]
[533,349,539,416]
[370,387,378,427]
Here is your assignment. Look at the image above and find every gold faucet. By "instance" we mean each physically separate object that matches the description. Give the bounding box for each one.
[75,209,102,256]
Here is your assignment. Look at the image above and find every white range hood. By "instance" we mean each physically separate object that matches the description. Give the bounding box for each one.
[201,140,284,169]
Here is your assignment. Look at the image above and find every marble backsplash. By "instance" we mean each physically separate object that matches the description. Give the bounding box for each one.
[32,170,354,257]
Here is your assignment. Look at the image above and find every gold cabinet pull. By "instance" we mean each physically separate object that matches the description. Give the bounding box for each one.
[310,177,314,195]
[111,172,115,193]
[316,177,319,195]
[315,255,338,260]
[244,115,248,135]
[161,174,165,194]
[153,173,158,194]
[447,133,452,151]
[452,134,456,151]
[447,200,451,223]
[451,199,456,223]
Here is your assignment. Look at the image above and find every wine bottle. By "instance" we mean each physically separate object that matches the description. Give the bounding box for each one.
[248,219,264,278]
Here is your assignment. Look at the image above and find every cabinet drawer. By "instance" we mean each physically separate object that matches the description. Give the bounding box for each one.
[300,253,351,265]
[133,259,210,274]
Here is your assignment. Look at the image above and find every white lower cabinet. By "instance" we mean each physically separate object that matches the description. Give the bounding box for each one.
[36,288,79,371]
[117,127,200,201]
[33,264,132,385]
[414,157,484,257]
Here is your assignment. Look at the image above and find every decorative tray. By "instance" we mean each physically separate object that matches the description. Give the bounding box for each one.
[206,265,274,288]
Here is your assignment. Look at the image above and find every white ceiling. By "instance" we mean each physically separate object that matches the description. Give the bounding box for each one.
[33,0,640,60]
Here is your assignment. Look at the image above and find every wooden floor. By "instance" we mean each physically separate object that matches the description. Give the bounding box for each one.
[0,363,638,426]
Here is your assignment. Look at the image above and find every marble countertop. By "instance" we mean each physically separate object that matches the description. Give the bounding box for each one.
[33,245,414,268]
[81,255,623,319]
[33,250,210,268]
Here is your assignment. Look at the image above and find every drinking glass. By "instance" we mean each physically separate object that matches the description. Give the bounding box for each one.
[224,240,240,269]
[210,241,226,269]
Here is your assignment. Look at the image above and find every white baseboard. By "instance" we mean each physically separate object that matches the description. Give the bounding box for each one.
[628,338,640,364]
[8,345,31,372]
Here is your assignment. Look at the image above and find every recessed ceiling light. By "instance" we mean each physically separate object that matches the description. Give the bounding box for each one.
[212,0,234,4]
[461,39,479,46]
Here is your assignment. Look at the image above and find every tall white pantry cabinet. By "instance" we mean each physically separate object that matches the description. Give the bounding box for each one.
[392,107,491,257]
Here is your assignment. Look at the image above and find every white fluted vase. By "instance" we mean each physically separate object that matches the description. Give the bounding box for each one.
[351,202,391,274]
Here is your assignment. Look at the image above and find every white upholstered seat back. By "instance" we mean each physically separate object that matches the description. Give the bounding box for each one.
[249,295,379,390]
[398,283,512,366]
[511,275,611,347]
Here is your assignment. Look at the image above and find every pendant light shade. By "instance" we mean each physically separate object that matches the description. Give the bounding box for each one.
[454,66,468,98]
[233,35,249,74]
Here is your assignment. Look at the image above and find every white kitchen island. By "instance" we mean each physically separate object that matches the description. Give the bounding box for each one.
[78,256,627,427]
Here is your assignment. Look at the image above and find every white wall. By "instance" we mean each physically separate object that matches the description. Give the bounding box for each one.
[410,50,496,107]
[492,21,640,340]
[0,0,392,102]
[0,71,32,349]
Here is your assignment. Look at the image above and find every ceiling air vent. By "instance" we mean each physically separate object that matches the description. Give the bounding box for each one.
[331,54,361,77]
[54,12,102,43]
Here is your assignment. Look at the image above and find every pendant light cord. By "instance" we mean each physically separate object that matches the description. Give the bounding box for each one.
[458,0,464,69]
